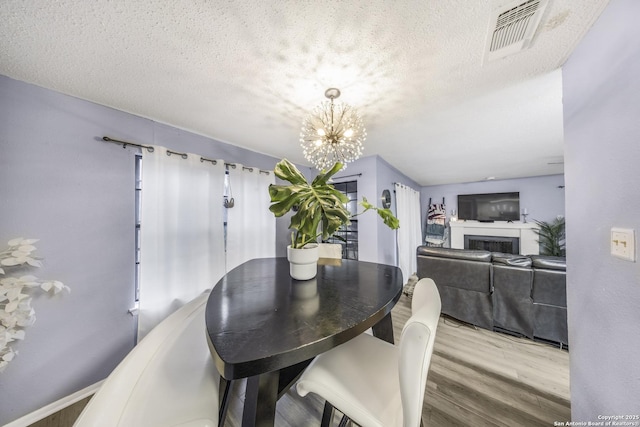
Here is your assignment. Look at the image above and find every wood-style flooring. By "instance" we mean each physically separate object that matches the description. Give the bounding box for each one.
[29,397,91,427]
[30,294,570,427]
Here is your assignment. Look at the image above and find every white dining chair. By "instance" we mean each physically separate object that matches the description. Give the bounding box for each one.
[74,292,219,427]
[296,278,441,427]
[318,243,343,259]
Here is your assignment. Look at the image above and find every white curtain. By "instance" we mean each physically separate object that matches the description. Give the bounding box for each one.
[395,183,423,284]
[138,147,226,340]
[226,164,275,272]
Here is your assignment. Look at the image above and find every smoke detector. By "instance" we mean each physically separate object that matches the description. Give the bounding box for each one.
[484,0,549,63]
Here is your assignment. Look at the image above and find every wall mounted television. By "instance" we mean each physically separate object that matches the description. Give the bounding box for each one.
[457,192,520,222]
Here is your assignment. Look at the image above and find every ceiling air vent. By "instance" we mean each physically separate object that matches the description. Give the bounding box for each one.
[484,0,549,63]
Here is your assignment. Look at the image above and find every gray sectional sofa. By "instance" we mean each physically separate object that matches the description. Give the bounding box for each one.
[416,246,568,347]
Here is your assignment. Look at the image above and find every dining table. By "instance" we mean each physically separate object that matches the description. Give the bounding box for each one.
[205,256,403,427]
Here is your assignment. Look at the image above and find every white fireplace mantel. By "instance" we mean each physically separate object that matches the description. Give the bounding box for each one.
[449,220,540,255]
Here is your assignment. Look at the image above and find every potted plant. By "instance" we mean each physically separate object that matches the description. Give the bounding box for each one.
[269,159,399,280]
[533,217,566,257]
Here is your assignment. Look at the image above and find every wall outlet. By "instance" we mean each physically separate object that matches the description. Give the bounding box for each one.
[611,228,635,262]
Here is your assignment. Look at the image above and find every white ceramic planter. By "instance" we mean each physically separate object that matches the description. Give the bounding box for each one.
[287,243,319,280]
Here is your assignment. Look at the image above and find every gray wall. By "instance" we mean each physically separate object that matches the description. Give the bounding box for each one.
[562,0,640,420]
[0,75,138,426]
[0,75,284,425]
[328,155,419,268]
[420,174,565,242]
[375,157,421,267]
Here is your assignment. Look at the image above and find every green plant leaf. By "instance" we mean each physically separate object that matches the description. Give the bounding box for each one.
[359,197,400,230]
[312,161,344,186]
[268,185,298,217]
[377,208,400,229]
[533,217,566,256]
[273,159,308,185]
[268,159,400,249]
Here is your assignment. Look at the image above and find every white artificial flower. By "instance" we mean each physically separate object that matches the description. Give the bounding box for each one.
[15,305,36,327]
[0,277,19,287]
[7,329,25,341]
[3,290,30,313]
[2,348,15,362]
[0,326,25,344]
[0,326,7,347]
[0,348,16,372]
[7,238,39,247]
[0,237,66,372]
[17,245,36,253]
[16,313,36,327]
[0,251,42,268]
[1,276,38,286]
[0,304,35,328]
[41,280,69,294]
[0,310,18,329]
[1,239,41,268]
[15,276,40,287]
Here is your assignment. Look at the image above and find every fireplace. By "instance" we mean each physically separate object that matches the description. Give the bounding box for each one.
[464,235,520,254]
[450,221,539,255]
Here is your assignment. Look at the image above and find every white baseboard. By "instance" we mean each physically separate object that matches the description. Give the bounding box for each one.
[4,380,104,427]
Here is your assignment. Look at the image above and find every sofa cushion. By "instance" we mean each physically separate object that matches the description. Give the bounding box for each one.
[492,265,534,338]
[533,304,568,345]
[532,269,567,307]
[492,253,532,268]
[437,285,493,330]
[417,246,492,262]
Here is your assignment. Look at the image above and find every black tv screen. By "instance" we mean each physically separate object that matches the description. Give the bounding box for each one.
[457,192,520,221]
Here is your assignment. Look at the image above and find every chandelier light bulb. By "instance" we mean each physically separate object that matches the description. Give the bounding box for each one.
[300,88,366,170]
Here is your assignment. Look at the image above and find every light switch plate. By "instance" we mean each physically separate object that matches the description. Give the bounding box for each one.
[611,228,635,261]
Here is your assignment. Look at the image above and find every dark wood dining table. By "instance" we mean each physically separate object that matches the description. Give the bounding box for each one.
[204,257,403,427]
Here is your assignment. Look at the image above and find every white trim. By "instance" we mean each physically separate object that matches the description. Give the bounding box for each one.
[450,220,540,255]
[4,380,104,427]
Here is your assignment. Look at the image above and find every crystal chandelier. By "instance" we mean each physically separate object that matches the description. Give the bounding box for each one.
[300,88,366,170]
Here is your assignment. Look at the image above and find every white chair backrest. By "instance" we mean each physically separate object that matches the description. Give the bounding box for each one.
[74,292,218,427]
[398,278,441,427]
[318,243,343,259]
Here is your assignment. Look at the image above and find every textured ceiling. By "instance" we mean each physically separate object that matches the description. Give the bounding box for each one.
[0,0,609,185]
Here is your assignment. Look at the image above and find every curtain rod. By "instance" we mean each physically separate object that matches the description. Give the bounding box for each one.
[393,182,420,192]
[103,136,155,152]
[102,136,270,175]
